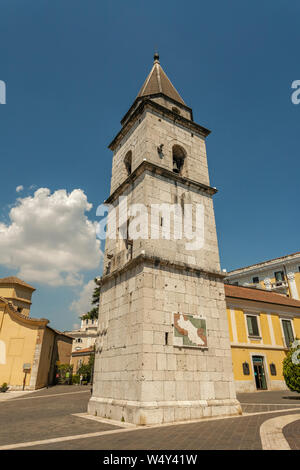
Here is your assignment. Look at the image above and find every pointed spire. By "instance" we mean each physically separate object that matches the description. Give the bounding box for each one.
[136,53,186,105]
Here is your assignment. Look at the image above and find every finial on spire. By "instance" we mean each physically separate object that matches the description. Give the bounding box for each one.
[153,51,160,63]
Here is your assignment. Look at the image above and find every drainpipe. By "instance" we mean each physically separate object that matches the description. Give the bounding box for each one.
[47,332,56,387]
[283,264,292,298]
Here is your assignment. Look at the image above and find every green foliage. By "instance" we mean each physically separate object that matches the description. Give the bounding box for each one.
[283,341,300,393]
[72,374,80,384]
[76,348,95,383]
[57,363,73,372]
[80,278,100,321]
[88,350,95,370]
[77,363,91,377]
[56,364,73,385]
[0,382,8,393]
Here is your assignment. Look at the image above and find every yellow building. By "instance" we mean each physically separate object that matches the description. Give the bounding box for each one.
[226,251,300,299]
[0,277,72,390]
[0,276,35,317]
[225,284,300,393]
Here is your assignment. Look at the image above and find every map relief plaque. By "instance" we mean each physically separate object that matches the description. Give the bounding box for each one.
[173,313,207,348]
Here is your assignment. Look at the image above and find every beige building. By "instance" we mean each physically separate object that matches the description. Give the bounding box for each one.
[0,276,72,390]
[66,318,98,353]
[225,252,300,299]
[71,346,94,373]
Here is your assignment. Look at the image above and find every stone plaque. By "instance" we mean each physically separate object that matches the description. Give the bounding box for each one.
[173,313,207,348]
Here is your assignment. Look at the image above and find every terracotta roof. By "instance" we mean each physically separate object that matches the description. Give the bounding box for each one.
[225,284,300,308]
[47,327,73,339]
[137,53,185,105]
[72,347,94,356]
[0,276,35,291]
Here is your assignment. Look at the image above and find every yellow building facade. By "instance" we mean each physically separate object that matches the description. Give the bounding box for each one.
[225,284,300,393]
[0,277,72,390]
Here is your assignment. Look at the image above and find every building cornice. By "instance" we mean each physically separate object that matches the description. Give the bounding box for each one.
[109,98,210,151]
[105,159,217,205]
[97,252,226,288]
[226,300,300,317]
[227,253,300,278]
[4,295,32,306]
[230,342,288,351]
[72,347,94,357]
[0,296,48,327]
[225,294,300,312]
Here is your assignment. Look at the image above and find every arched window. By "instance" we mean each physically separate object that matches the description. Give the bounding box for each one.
[124,151,132,176]
[172,145,185,174]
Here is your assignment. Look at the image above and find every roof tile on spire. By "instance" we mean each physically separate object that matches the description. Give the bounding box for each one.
[137,53,186,105]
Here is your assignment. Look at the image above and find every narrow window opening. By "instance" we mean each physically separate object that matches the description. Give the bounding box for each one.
[172,145,185,174]
[124,151,132,176]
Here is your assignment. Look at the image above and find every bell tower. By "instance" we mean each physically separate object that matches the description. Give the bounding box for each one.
[88,54,241,425]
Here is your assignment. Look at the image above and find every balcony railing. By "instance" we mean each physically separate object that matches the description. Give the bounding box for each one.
[270,280,289,294]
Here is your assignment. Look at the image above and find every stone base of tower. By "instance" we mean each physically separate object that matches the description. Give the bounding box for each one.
[88,397,242,426]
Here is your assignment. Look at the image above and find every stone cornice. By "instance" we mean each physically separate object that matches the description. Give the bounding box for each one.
[97,253,226,288]
[105,159,217,205]
[109,98,211,151]
[120,93,194,127]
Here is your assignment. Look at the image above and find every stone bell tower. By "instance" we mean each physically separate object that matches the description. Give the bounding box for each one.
[88,54,241,425]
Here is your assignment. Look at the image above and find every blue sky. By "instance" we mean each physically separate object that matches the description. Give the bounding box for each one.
[0,0,299,331]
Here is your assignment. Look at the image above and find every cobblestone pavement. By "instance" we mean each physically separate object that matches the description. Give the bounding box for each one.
[1,386,299,450]
[237,390,300,414]
[0,385,120,446]
[283,418,300,450]
[17,410,300,450]
[237,389,300,405]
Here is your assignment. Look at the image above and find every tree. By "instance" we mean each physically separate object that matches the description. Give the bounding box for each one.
[283,340,300,393]
[80,278,100,321]
[77,348,95,383]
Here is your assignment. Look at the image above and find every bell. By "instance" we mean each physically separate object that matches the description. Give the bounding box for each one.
[173,159,180,173]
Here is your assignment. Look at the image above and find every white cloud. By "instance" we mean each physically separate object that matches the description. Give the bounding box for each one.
[70,279,96,315]
[0,188,102,286]
[16,185,24,193]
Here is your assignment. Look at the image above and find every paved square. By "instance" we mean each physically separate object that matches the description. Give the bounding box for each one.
[1,385,299,450]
